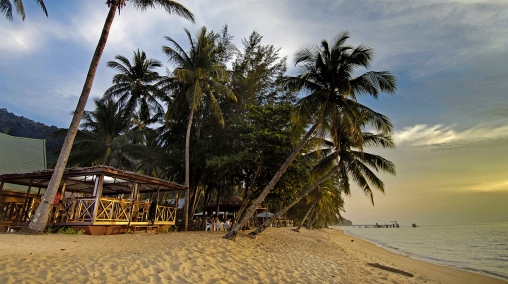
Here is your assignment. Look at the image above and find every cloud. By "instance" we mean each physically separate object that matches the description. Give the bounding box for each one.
[0,18,66,57]
[468,180,508,192]
[0,26,37,54]
[394,124,508,147]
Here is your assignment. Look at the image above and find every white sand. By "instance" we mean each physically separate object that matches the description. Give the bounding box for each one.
[0,227,505,283]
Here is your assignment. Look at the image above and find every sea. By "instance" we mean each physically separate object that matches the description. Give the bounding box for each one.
[338,222,508,281]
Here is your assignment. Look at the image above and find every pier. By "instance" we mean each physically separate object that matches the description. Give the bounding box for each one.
[352,221,399,228]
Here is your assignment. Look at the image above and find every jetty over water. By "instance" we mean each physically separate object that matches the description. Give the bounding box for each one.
[352,221,399,228]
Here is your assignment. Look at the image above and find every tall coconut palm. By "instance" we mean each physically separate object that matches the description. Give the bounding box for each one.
[1,0,47,21]
[103,49,165,125]
[134,127,167,178]
[248,122,396,238]
[293,174,344,232]
[23,0,194,234]
[224,31,396,240]
[53,97,143,169]
[163,26,237,230]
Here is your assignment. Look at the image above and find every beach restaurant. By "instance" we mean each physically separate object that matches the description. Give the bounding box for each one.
[0,166,186,235]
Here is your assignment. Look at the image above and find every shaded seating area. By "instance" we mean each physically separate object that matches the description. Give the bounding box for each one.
[256,211,293,227]
[191,196,244,231]
[0,166,187,235]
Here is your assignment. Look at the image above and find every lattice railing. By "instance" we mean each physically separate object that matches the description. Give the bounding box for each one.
[54,198,96,223]
[95,198,131,222]
[156,206,176,222]
[53,198,176,224]
[0,202,24,222]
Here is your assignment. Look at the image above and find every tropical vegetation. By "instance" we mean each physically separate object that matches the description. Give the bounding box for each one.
[24,0,194,234]
[14,2,396,237]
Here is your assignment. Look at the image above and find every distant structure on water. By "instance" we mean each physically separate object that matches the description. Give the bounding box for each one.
[351,221,399,228]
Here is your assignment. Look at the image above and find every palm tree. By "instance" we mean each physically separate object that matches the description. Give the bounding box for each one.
[103,49,165,125]
[294,199,317,232]
[134,127,167,178]
[224,31,396,240]
[312,181,345,229]
[248,124,396,238]
[163,26,237,230]
[295,183,344,231]
[1,0,47,21]
[53,97,145,169]
[23,0,194,234]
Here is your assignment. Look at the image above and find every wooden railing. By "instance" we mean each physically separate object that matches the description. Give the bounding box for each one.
[156,205,176,222]
[53,198,176,224]
[2,198,177,227]
[0,202,25,222]
[95,198,130,222]
[54,198,96,223]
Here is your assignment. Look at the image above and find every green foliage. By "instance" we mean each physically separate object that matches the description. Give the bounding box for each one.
[103,49,166,124]
[4,26,396,227]
[44,226,85,235]
[1,0,48,21]
[53,98,147,170]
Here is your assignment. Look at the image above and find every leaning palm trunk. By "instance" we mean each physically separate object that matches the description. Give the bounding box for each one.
[232,163,261,227]
[22,3,119,234]
[223,123,319,240]
[232,193,252,228]
[190,185,203,218]
[184,108,194,231]
[309,209,322,229]
[248,164,340,238]
[293,201,317,233]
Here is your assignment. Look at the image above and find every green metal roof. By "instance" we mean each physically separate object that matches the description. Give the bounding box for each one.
[0,133,46,192]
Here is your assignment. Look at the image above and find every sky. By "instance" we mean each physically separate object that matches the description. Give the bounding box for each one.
[1,0,507,226]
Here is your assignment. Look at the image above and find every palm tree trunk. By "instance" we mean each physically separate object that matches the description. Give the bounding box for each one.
[232,163,261,226]
[190,185,202,218]
[309,209,321,229]
[201,186,211,230]
[223,122,319,240]
[215,192,220,218]
[294,201,317,232]
[248,164,340,238]
[22,3,118,234]
[184,108,194,231]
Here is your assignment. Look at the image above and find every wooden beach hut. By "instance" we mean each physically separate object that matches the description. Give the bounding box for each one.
[0,166,186,235]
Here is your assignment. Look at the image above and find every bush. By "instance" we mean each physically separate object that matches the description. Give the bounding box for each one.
[44,226,85,235]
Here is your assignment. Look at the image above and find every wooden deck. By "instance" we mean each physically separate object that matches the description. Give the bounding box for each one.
[0,166,186,234]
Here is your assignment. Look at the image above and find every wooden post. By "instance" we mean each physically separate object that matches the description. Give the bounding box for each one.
[60,179,67,199]
[127,182,136,228]
[20,178,33,223]
[53,180,67,223]
[175,191,180,210]
[155,186,160,222]
[91,174,104,224]
[0,179,4,201]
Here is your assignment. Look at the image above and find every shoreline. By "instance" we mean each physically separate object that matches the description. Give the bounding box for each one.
[338,227,508,282]
[0,227,506,283]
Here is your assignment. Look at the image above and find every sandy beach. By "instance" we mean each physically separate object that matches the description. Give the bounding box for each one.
[0,227,505,284]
